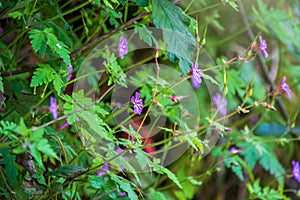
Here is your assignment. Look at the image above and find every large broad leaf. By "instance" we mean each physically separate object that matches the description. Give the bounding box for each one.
[152,0,196,75]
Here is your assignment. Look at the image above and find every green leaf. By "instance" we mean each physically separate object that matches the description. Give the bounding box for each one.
[30,64,56,87]
[258,148,285,186]
[224,156,244,180]
[178,57,192,75]
[174,191,186,200]
[221,0,239,12]
[63,90,115,143]
[148,188,167,199]
[48,165,86,177]
[240,140,285,185]
[104,53,127,87]
[29,28,71,65]
[151,159,182,189]
[0,149,18,184]
[88,175,106,190]
[152,0,196,75]
[118,0,127,5]
[30,129,59,161]
[0,75,3,93]
[136,0,149,7]
[134,25,157,46]
[134,148,151,170]
[0,120,19,140]
[7,11,22,20]
[247,179,286,200]
[53,74,64,94]
[111,175,139,200]
[206,117,228,132]
[176,166,200,199]
[44,28,71,65]
[29,29,48,57]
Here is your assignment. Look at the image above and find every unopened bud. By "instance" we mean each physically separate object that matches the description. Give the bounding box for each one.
[154,46,159,58]
[200,37,206,46]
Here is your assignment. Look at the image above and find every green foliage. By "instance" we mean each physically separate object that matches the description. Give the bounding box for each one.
[110,175,139,200]
[29,128,60,167]
[104,53,127,87]
[30,64,56,87]
[30,63,63,94]
[0,75,3,93]
[151,158,182,189]
[221,0,239,12]
[0,149,19,184]
[29,28,71,65]
[238,133,285,185]
[152,0,196,75]
[134,25,157,47]
[48,165,86,177]
[247,179,288,200]
[1,0,300,199]
[224,155,245,180]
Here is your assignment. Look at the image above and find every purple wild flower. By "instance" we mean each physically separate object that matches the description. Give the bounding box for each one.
[49,96,58,119]
[67,65,73,81]
[229,147,243,154]
[292,160,300,183]
[118,36,128,59]
[213,93,227,116]
[131,92,143,115]
[97,163,110,177]
[118,192,127,197]
[280,76,291,98]
[258,36,268,58]
[60,121,69,129]
[190,62,202,89]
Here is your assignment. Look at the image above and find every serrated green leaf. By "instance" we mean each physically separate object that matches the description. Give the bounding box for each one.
[0,149,18,184]
[134,148,151,170]
[7,11,22,20]
[88,175,106,189]
[45,28,71,65]
[29,29,47,57]
[48,165,86,177]
[152,162,182,189]
[0,120,19,140]
[30,64,56,87]
[247,179,286,200]
[53,74,64,94]
[29,28,71,65]
[240,140,285,185]
[134,25,156,46]
[258,148,285,185]
[111,175,139,200]
[224,156,244,180]
[152,0,196,75]
[104,53,127,87]
[30,129,59,161]
[178,57,192,75]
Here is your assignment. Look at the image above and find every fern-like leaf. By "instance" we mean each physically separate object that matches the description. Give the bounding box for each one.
[30,64,56,87]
